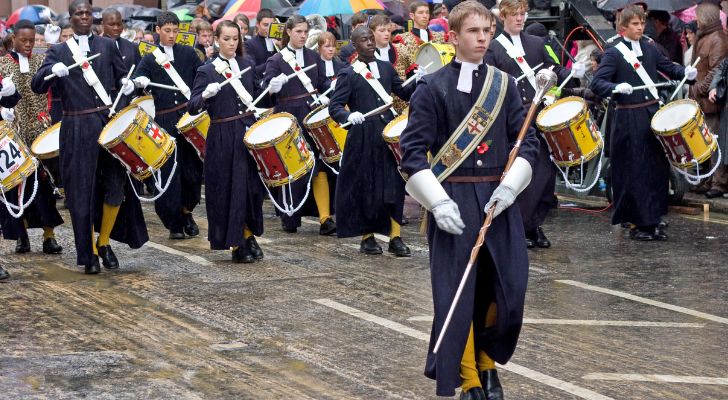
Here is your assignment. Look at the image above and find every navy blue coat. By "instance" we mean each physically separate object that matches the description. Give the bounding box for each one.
[189,56,265,249]
[245,35,277,78]
[590,38,685,227]
[328,59,414,237]
[399,62,539,397]
[31,35,148,266]
[108,36,142,108]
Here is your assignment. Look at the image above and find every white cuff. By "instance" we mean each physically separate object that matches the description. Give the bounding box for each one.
[405,169,450,211]
[501,157,532,195]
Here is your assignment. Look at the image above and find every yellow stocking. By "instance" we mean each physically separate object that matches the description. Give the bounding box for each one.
[478,302,498,371]
[460,323,481,391]
[389,218,401,239]
[98,203,120,247]
[362,233,373,240]
[312,172,330,223]
[42,227,55,240]
[91,225,98,255]
[243,226,254,239]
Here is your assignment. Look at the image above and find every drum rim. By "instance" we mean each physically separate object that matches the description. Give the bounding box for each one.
[382,109,409,143]
[176,111,210,131]
[31,122,61,159]
[262,154,315,187]
[536,96,588,132]
[98,105,148,147]
[0,128,37,190]
[303,104,334,129]
[244,112,299,148]
[651,98,700,135]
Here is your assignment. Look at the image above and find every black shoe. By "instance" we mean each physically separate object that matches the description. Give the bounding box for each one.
[629,228,655,241]
[232,245,254,263]
[654,226,668,241]
[319,217,337,236]
[359,236,383,255]
[42,237,63,254]
[282,221,297,233]
[525,229,536,249]
[401,216,409,226]
[183,214,199,237]
[169,230,185,240]
[98,244,119,269]
[705,189,725,199]
[658,220,669,229]
[247,237,264,260]
[387,237,412,257]
[0,266,9,280]
[479,369,504,400]
[15,236,30,253]
[460,387,487,400]
[535,226,551,248]
[84,256,101,274]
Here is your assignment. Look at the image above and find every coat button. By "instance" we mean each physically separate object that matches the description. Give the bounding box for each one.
[476,160,483,167]
[475,72,479,77]
[175,101,179,104]
[239,110,243,114]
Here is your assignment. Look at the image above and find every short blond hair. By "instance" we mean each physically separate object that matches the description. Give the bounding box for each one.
[317,31,336,48]
[619,5,646,28]
[499,0,529,17]
[449,1,492,34]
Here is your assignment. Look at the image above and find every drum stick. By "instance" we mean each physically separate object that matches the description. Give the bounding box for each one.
[43,53,101,81]
[217,66,251,89]
[612,81,676,93]
[247,64,317,110]
[146,81,183,92]
[670,56,700,101]
[514,62,544,83]
[340,102,393,128]
[556,71,574,92]
[310,81,336,106]
[109,64,136,117]
[401,61,434,87]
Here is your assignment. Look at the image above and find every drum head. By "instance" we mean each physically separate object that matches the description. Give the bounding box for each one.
[308,108,330,124]
[652,101,697,131]
[415,44,443,71]
[32,124,60,156]
[539,98,584,127]
[178,112,194,127]
[247,116,293,145]
[99,107,138,145]
[133,96,155,119]
[385,118,408,139]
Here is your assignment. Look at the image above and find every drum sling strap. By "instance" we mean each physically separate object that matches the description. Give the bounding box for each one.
[495,33,537,91]
[351,60,396,116]
[430,65,509,182]
[280,48,319,102]
[614,41,659,100]
[211,57,254,108]
[65,38,112,106]
[152,47,191,100]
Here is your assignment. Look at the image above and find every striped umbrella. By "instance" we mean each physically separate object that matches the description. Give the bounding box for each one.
[6,5,57,27]
[222,0,294,20]
[299,0,385,16]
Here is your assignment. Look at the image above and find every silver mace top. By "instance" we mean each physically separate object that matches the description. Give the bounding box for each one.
[534,67,558,104]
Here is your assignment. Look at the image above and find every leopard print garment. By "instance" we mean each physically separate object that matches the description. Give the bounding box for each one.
[392,31,446,113]
[0,53,50,146]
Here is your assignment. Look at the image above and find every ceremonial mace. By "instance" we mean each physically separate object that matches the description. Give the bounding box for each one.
[433,68,557,354]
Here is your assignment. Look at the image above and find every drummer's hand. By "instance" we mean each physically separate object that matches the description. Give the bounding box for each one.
[1,107,14,122]
[685,66,698,80]
[133,76,150,88]
[347,111,365,125]
[0,77,15,97]
[415,66,427,82]
[484,183,517,218]
[614,82,633,94]
[317,94,330,106]
[52,62,69,78]
[543,93,556,106]
[269,73,288,94]
[120,78,135,96]
[572,62,586,79]
[202,82,221,99]
[431,199,465,235]
[709,88,718,103]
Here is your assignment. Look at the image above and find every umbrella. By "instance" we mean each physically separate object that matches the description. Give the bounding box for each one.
[382,0,407,18]
[172,8,195,21]
[131,7,164,22]
[6,5,57,27]
[299,0,385,16]
[598,0,696,12]
[107,4,144,21]
[222,0,294,20]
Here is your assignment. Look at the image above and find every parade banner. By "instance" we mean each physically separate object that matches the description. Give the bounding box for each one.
[268,23,286,40]
[179,22,191,32]
[138,41,159,56]
[175,32,197,47]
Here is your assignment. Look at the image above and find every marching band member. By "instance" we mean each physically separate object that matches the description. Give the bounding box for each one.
[245,8,277,79]
[129,12,204,240]
[484,0,580,249]
[32,0,148,274]
[328,26,419,256]
[317,32,345,81]
[101,8,141,109]
[338,12,369,65]
[188,20,265,263]
[263,15,334,235]
[0,20,64,256]
[590,5,691,241]
[399,3,539,397]
[371,14,397,66]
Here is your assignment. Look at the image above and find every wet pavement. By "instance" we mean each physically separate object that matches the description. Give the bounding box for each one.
[1,194,727,399]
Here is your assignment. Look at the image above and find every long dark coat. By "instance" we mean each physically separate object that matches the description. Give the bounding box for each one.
[188,56,265,250]
[134,43,203,232]
[31,35,148,266]
[328,59,414,237]
[590,38,685,227]
[399,62,539,397]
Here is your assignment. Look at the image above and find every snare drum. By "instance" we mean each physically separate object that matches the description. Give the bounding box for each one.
[0,122,37,192]
[244,112,314,187]
[31,123,60,160]
[303,105,347,164]
[536,96,603,168]
[382,110,409,165]
[651,99,717,168]
[98,104,176,180]
[130,95,156,119]
[414,43,456,74]
[176,111,209,160]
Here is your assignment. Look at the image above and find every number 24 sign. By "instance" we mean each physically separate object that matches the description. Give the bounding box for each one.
[0,137,26,181]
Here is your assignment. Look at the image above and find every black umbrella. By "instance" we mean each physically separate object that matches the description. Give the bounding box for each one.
[598,0,696,12]
[131,7,164,22]
[275,6,300,18]
[108,4,144,21]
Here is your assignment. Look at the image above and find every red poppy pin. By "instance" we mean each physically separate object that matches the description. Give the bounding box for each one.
[633,62,640,69]
[477,140,493,154]
[365,72,374,80]
[516,56,524,63]
[163,63,171,70]
[295,65,301,71]
[225,72,232,78]
[82,62,89,69]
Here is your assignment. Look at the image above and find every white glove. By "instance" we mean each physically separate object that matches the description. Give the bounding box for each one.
[330,78,337,91]
[414,66,427,82]
[484,157,532,218]
[120,78,135,96]
[202,82,221,99]
[317,94,330,106]
[484,184,518,218]
[0,107,14,122]
[347,111,365,125]
[0,77,16,97]
[543,93,556,106]
[572,62,586,79]
[269,73,288,94]
[44,24,61,45]
[614,82,633,95]
[52,62,69,78]
[431,199,465,235]
[133,76,150,88]
[685,66,698,80]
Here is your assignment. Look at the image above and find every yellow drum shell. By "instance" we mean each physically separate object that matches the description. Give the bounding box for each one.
[176,111,210,140]
[0,122,37,192]
[31,122,61,160]
[302,104,348,164]
[536,96,603,168]
[650,99,717,168]
[414,43,456,73]
[130,95,156,119]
